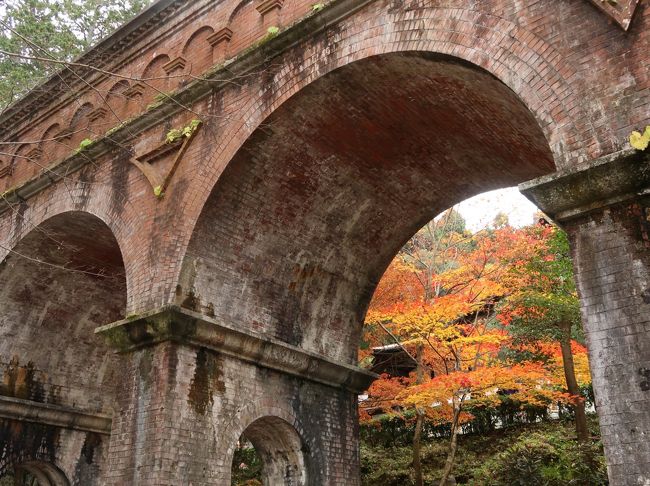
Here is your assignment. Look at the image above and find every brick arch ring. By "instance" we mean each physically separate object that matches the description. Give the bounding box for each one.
[168,3,595,304]
[0,191,140,308]
[219,401,322,479]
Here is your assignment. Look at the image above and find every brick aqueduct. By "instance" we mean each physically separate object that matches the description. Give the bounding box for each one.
[0,0,648,484]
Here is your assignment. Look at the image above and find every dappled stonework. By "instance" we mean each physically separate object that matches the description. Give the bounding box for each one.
[0,0,648,484]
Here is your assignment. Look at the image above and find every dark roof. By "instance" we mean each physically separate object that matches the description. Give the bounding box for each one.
[370,345,417,378]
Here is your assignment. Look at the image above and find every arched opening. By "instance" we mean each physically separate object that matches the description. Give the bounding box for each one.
[230,416,307,486]
[182,26,214,76]
[0,211,126,473]
[140,54,171,102]
[227,0,267,54]
[67,102,93,147]
[39,123,62,163]
[0,461,69,486]
[180,51,556,366]
[106,80,131,121]
[3,144,28,191]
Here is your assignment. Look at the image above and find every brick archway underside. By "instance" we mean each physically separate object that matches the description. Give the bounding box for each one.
[0,212,126,415]
[180,52,556,363]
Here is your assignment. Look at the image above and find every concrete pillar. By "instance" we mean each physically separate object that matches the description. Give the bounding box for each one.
[96,306,374,485]
[521,150,650,485]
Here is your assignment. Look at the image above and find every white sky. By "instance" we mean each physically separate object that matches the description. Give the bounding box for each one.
[454,187,540,232]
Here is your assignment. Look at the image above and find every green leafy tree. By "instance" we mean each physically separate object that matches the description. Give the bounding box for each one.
[499,226,590,442]
[0,0,151,109]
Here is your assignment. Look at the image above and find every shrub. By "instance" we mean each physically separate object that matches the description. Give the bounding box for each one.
[471,429,607,485]
[231,445,263,486]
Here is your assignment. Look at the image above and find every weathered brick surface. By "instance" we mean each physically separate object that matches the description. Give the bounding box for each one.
[0,422,110,485]
[0,212,123,484]
[568,201,650,485]
[0,0,648,483]
[179,53,556,362]
[105,342,359,485]
[1,0,648,313]
[0,212,125,412]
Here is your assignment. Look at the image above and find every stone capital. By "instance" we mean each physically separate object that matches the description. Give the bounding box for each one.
[519,149,650,223]
[95,306,376,393]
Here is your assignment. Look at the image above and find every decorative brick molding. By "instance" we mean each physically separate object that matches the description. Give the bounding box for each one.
[206,27,233,47]
[256,0,283,16]
[88,107,108,122]
[130,120,201,196]
[520,149,650,222]
[95,305,377,393]
[162,56,187,74]
[25,147,42,161]
[124,82,146,99]
[0,395,112,435]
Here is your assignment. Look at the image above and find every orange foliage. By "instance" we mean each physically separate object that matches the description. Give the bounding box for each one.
[360,225,575,425]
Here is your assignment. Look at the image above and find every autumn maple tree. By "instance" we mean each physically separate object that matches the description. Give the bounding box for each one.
[360,213,573,485]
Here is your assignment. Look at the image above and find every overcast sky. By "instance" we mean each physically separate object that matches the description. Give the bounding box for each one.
[454,187,540,232]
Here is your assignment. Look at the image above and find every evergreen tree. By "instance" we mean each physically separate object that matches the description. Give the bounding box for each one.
[0,0,151,109]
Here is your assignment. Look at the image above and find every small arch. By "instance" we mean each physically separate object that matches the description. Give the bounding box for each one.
[7,143,33,182]
[182,26,214,73]
[106,80,131,120]
[69,102,93,129]
[226,0,270,54]
[41,123,61,143]
[231,416,307,486]
[142,54,171,81]
[40,123,62,159]
[140,54,172,100]
[0,461,69,486]
[67,102,94,147]
[107,80,130,101]
[228,0,254,24]
[9,143,28,166]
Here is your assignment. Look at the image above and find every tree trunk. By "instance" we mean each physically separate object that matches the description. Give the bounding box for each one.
[439,403,462,486]
[559,324,589,442]
[413,345,425,486]
[413,410,424,486]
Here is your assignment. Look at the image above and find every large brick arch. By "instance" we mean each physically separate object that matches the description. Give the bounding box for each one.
[164,2,599,315]
[0,209,123,484]
[176,49,557,363]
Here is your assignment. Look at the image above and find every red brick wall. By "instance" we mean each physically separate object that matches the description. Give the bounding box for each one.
[0,1,648,482]
[0,0,647,354]
[105,343,359,485]
[1,0,646,311]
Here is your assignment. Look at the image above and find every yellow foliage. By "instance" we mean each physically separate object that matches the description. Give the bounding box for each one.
[630,126,650,151]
